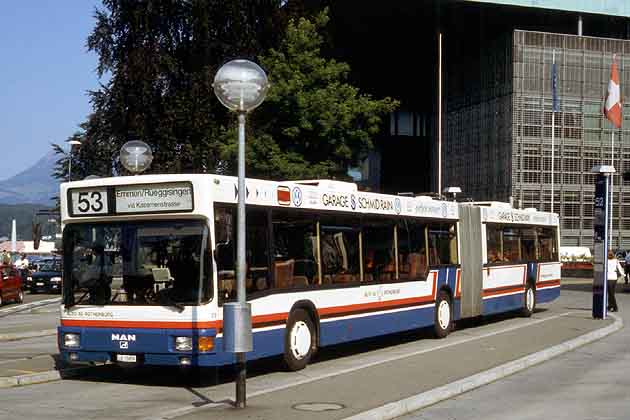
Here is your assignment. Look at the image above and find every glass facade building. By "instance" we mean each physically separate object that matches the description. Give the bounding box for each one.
[445,30,630,248]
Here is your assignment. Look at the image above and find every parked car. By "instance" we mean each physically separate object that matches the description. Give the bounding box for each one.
[30,258,62,294]
[0,264,24,305]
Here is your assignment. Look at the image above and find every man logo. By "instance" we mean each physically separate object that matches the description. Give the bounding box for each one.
[112,334,136,342]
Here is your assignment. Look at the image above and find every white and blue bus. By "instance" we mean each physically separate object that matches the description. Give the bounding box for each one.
[58,174,560,370]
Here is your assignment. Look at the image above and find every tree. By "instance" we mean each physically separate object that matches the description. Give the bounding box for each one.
[222,9,398,180]
[52,2,397,182]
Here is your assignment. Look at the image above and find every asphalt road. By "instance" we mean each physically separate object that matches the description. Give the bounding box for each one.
[398,284,630,420]
[0,283,617,420]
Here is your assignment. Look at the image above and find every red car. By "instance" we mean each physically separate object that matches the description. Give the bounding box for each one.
[0,264,24,306]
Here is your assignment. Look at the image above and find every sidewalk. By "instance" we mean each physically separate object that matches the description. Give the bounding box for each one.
[0,284,621,420]
[165,310,619,420]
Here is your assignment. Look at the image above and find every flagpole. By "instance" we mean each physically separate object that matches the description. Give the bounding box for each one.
[611,130,614,249]
[438,32,443,196]
[551,50,555,215]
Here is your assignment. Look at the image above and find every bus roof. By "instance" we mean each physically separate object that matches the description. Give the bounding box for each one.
[60,174,459,221]
[60,174,558,226]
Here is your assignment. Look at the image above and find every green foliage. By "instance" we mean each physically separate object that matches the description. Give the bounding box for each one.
[223,10,399,180]
[53,2,398,183]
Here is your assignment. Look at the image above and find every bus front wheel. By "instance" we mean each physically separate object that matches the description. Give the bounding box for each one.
[434,290,452,338]
[284,309,316,371]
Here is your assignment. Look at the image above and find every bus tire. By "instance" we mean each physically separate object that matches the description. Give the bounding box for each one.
[521,282,536,317]
[284,309,316,371]
[434,290,452,338]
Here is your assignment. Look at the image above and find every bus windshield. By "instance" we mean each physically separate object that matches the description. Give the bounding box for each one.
[62,220,210,307]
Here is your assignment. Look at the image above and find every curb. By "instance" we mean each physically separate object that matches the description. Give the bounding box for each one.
[0,365,92,389]
[0,297,61,318]
[343,314,623,420]
[0,328,57,342]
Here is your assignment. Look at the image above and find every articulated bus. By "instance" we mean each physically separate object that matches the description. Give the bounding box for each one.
[58,174,560,370]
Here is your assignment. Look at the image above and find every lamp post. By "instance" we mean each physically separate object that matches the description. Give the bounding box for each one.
[443,186,462,202]
[592,164,615,319]
[213,59,269,409]
[120,140,153,174]
[66,139,82,181]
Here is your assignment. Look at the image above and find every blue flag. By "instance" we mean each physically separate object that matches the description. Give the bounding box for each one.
[552,62,559,112]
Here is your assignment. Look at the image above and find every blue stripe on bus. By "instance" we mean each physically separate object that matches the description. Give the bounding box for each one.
[537,286,560,304]
[482,292,524,315]
[59,303,440,367]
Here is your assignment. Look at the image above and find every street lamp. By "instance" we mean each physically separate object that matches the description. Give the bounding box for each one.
[443,186,462,202]
[213,59,269,409]
[592,164,616,320]
[120,140,153,174]
[66,139,82,181]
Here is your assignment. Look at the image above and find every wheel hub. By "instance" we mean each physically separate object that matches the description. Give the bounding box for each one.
[291,321,311,359]
[438,300,450,329]
[526,288,534,311]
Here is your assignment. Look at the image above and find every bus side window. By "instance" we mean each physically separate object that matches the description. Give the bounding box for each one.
[363,219,395,283]
[272,210,318,289]
[397,221,428,281]
[486,224,503,263]
[320,216,360,285]
[428,223,457,266]
[215,206,236,302]
[245,209,270,295]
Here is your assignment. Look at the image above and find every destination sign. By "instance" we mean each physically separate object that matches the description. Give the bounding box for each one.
[115,182,193,213]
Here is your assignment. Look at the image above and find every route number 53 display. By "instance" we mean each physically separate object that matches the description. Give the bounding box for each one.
[70,188,109,215]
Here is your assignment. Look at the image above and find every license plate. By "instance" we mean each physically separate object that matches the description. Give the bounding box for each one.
[116,354,137,363]
[36,282,44,286]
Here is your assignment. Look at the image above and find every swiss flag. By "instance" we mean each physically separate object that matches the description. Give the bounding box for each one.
[604,55,622,128]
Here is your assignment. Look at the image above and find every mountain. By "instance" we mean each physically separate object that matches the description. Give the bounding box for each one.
[0,150,59,206]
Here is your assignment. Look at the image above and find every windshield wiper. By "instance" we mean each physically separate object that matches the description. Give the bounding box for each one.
[159,293,185,312]
[64,291,89,309]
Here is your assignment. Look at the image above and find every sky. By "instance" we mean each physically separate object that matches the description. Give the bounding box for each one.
[0,2,102,180]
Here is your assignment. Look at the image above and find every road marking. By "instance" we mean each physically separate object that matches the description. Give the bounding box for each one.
[0,355,52,366]
[147,310,575,420]
[0,298,61,318]
[8,369,36,374]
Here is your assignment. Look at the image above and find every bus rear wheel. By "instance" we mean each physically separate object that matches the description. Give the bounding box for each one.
[521,283,536,317]
[434,290,452,338]
[284,309,316,371]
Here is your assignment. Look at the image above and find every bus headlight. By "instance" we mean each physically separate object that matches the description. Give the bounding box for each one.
[198,336,214,352]
[51,277,62,283]
[174,336,193,351]
[64,333,80,348]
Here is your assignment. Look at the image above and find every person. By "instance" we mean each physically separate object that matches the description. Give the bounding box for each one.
[624,252,630,285]
[15,253,30,284]
[1,250,10,265]
[607,250,623,312]
[15,254,29,270]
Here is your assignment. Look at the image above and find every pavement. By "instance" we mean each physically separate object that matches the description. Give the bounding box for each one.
[0,277,624,420]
